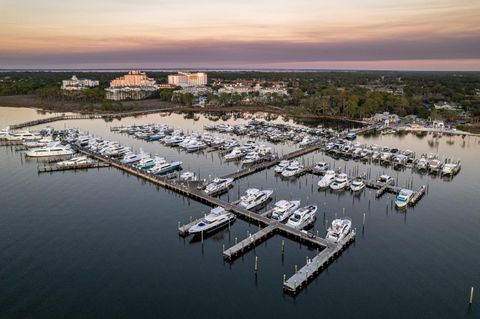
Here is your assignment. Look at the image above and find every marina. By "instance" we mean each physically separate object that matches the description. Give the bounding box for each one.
[0,108,478,318]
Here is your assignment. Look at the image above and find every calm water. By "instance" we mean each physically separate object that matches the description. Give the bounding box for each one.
[0,107,479,319]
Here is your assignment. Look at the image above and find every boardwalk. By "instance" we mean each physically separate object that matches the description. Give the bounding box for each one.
[37,162,110,173]
[283,230,355,294]
[223,224,277,260]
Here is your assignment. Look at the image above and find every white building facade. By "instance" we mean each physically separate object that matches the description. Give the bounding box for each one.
[61,75,99,91]
[106,71,158,101]
[168,72,207,87]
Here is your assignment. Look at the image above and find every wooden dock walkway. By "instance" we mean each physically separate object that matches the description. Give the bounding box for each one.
[283,230,356,294]
[374,179,395,197]
[410,185,426,205]
[37,162,110,173]
[223,224,277,260]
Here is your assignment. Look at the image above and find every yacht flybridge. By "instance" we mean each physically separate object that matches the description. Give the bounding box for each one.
[237,188,273,210]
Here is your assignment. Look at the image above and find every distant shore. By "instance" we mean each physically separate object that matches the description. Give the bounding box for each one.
[0,94,368,125]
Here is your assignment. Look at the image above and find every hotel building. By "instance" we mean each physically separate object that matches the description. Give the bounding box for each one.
[61,75,99,91]
[168,72,207,87]
[106,71,158,101]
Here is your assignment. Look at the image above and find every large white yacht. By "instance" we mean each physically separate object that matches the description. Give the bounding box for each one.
[350,176,366,192]
[318,170,336,188]
[281,161,302,177]
[188,207,236,235]
[224,148,244,161]
[330,173,349,191]
[120,152,142,164]
[241,152,260,165]
[326,218,352,243]
[237,188,273,210]
[6,131,41,141]
[286,205,317,230]
[25,143,74,157]
[442,162,461,176]
[274,160,290,173]
[56,156,93,167]
[270,200,301,222]
[395,189,414,208]
[204,177,234,195]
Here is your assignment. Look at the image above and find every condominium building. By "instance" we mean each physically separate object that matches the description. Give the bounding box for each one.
[106,71,158,101]
[168,72,207,87]
[61,75,99,90]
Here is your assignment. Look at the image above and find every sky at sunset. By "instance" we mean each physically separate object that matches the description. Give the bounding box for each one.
[1,0,479,70]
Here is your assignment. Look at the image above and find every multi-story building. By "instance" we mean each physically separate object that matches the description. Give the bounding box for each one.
[168,72,207,87]
[106,71,158,101]
[61,75,99,91]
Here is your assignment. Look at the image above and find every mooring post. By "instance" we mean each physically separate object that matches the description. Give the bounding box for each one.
[281,240,285,254]
[470,287,475,304]
[255,256,258,272]
[363,213,366,226]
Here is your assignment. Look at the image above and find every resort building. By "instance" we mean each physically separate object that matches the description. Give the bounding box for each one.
[61,75,99,91]
[168,72,208,87]
[106,71,158,101]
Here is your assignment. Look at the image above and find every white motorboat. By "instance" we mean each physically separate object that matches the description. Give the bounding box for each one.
[188,207,236,235]
[312,161,329,174]
[416,157,428,171]
[428,158,443,174]
[204,177,234,195]
[120,152,142,164]
[56,156,93,167]
[180,171,197,181]
[395,189,414,208]
[318,170,336,188]
[185,140,207,152]
[0,127,10,139]
[25,143,74,157]
[270,200,301,222]
[377,174,394,185]
[23,136,53,148]
[281,161,302,177]
[150,160,182,175]
[6,131,41,141]
[442,162,461,176]
[237,188,273,210]
[274,160,290,173]
[350,177,365,192]
[330,173,349,191]
[224,148,244,161]
[286,205,317,230]
[241,152,260,165]
[326,218,352,243]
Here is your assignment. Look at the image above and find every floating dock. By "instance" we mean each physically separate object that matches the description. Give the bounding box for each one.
[37,162,110,173]
[283,230,355,294]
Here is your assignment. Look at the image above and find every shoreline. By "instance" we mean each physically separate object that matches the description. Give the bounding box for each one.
[0,95,368,126]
